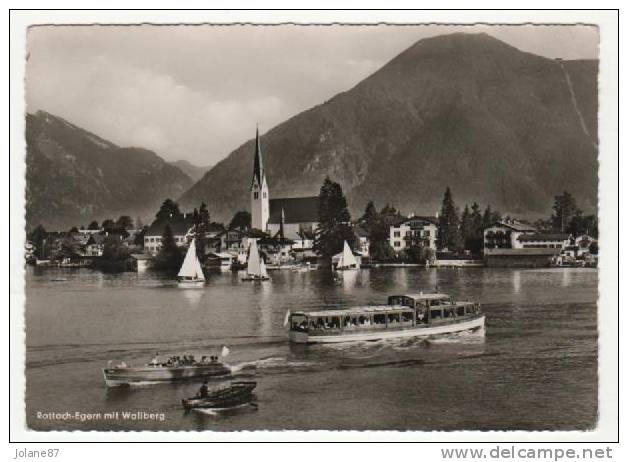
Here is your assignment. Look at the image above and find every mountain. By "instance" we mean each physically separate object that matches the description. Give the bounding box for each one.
[25,111,193,230]
[180,33,598,223]
[168,159,213,182]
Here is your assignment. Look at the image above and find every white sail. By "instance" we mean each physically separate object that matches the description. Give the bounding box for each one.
[338,240,358,269]
[178,239,205,281]
[247,239,262,276]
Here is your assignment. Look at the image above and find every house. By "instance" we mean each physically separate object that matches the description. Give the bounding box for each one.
[130,253,151,272]
[483,220,567,267]
[189,223,225,255]
[516,233,571,250]
[143,216,195,255]
[561,235,598,260]
[257,236,295,265]
[85,234,106,256]
[205,251,234,271]
[389,216,438,252]
[250,128,320,235]
[483,219,537,249]
[219,228,252,264]
[354,225,370,258]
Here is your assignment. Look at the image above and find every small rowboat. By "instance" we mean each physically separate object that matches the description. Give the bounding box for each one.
[182,381,257,410]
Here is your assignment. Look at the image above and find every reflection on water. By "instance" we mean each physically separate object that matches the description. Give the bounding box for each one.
[341,269,358,289]
[180,287,203,309]
[25,266,598,431]
[512,270,521,294]
[563,268,572,287]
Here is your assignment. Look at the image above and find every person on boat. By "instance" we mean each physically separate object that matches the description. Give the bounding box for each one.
[150,352,160,367]
[198,381,209,398]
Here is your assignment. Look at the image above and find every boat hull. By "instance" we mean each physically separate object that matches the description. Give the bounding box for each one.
[289,315,485,344]
[241,276,270,281]
[177,279,205,288]
[182,382,257,410]
[102,364,231,387]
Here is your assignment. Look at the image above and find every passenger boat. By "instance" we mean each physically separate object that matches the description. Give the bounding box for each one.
[178,238,206,287]
[182,381,257,410]
[103,360,230,387]
[242,239,270,281]
[286,293,484,344]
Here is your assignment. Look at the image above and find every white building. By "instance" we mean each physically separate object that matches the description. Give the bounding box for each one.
[354,226,370,257]
[516,233,571,249]
[143,217,195,255]
[483,220,537,249]
[389,216,438,252]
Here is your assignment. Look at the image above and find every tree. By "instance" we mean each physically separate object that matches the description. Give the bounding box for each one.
[116,215,134,230]
[313,177,355,261]
[437,187,461,251]
[229,211,251,231]
[95,235,131,272]
[151,224,183,272]
[199,202,210,227]
[589,241,598,255]
[134,226,148,246]
[55,237,82,260]
[482,205,501,230]
[460,204,472,250]
[551,192,581,233]
[359,201,394,261]
[101,219,115,232]
[463,202,484,255]
[191,202,211,263]
[155,199,182,223]
[135,216,144,230]
[88,221,100,230]
[29,224,48,259]
[69,226,79,233]
[568,213,598,238]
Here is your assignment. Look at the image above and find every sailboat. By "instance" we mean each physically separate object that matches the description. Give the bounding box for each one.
[335,240,360,271]
[177,238,206,287]
[242,239,270,281]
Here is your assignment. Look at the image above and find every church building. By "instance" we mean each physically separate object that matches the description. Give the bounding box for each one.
[250,129,319,239]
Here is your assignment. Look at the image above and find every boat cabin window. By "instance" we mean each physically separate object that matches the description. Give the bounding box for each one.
[387,313,401,324]
[444,307,457,318]
[290,315,308,331]
[400,312,412,323]
[388,296,413,308]
[457,306,466,316]
[430,308,443,319]
[373,314,386,325]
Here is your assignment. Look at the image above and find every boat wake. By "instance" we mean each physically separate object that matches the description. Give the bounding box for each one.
[228,356,320,375]
[427,327,486,344]
[192,402,257,416]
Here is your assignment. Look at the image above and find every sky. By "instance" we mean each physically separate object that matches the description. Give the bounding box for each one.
[25,24,598,167]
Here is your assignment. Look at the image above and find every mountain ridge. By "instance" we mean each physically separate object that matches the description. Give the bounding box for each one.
[179,32,598,221]
[25,110,194,230]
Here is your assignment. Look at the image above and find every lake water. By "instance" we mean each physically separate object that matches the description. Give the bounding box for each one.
[24,266,598,431]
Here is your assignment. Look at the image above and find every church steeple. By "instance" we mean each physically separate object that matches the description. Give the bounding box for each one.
[252,126,265,188]
[250,126,269,231]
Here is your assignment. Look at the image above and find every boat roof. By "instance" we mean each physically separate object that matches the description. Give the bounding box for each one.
[293,305,414,317]
[391,293,451,301]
